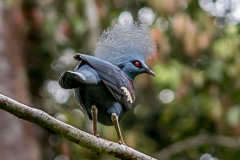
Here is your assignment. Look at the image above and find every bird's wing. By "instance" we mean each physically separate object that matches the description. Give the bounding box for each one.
[59,61,101,111]
[74,53,135,110]
[59,61,101,89]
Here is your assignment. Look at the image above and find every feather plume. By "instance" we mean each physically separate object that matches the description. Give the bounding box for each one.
[95,22,156,66]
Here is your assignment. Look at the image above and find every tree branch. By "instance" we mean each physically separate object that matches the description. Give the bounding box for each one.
[0,94,157,160]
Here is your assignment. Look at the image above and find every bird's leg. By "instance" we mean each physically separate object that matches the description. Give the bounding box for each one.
[111,113,125,145]
[91,105,99,137]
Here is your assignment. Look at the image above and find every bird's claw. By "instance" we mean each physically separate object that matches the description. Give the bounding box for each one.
[118,140,125,145]
[94,133,100,137]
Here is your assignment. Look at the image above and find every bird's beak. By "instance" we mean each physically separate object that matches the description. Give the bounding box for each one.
[146,68,156,77]
[141,62,156,77]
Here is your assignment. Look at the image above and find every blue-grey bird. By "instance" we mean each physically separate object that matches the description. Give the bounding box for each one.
[59,22,156,144]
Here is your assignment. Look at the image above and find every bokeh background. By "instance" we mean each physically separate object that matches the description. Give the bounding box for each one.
[0,0,240,160]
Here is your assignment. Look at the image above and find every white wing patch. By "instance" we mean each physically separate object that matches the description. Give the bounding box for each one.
[121,87,133,103]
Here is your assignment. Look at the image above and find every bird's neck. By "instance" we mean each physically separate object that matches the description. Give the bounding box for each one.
[122,69,137,81]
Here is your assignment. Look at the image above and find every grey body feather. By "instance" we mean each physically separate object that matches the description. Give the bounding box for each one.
[95,22,156,66]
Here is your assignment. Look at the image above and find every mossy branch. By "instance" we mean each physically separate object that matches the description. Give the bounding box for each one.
[0,94,157,160]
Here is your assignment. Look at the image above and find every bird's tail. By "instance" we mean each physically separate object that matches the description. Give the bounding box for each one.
[59,71,86,89]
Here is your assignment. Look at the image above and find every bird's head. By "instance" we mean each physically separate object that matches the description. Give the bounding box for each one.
[119,59,155,80]
[95,22,156,79]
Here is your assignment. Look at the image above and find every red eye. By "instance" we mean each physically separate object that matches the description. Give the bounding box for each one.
[135,61,140,67]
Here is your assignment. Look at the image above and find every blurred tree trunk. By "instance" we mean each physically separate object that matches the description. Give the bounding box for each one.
[0,2,41,160]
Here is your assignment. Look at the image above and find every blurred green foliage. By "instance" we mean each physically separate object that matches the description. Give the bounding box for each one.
[8,0,240,159]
